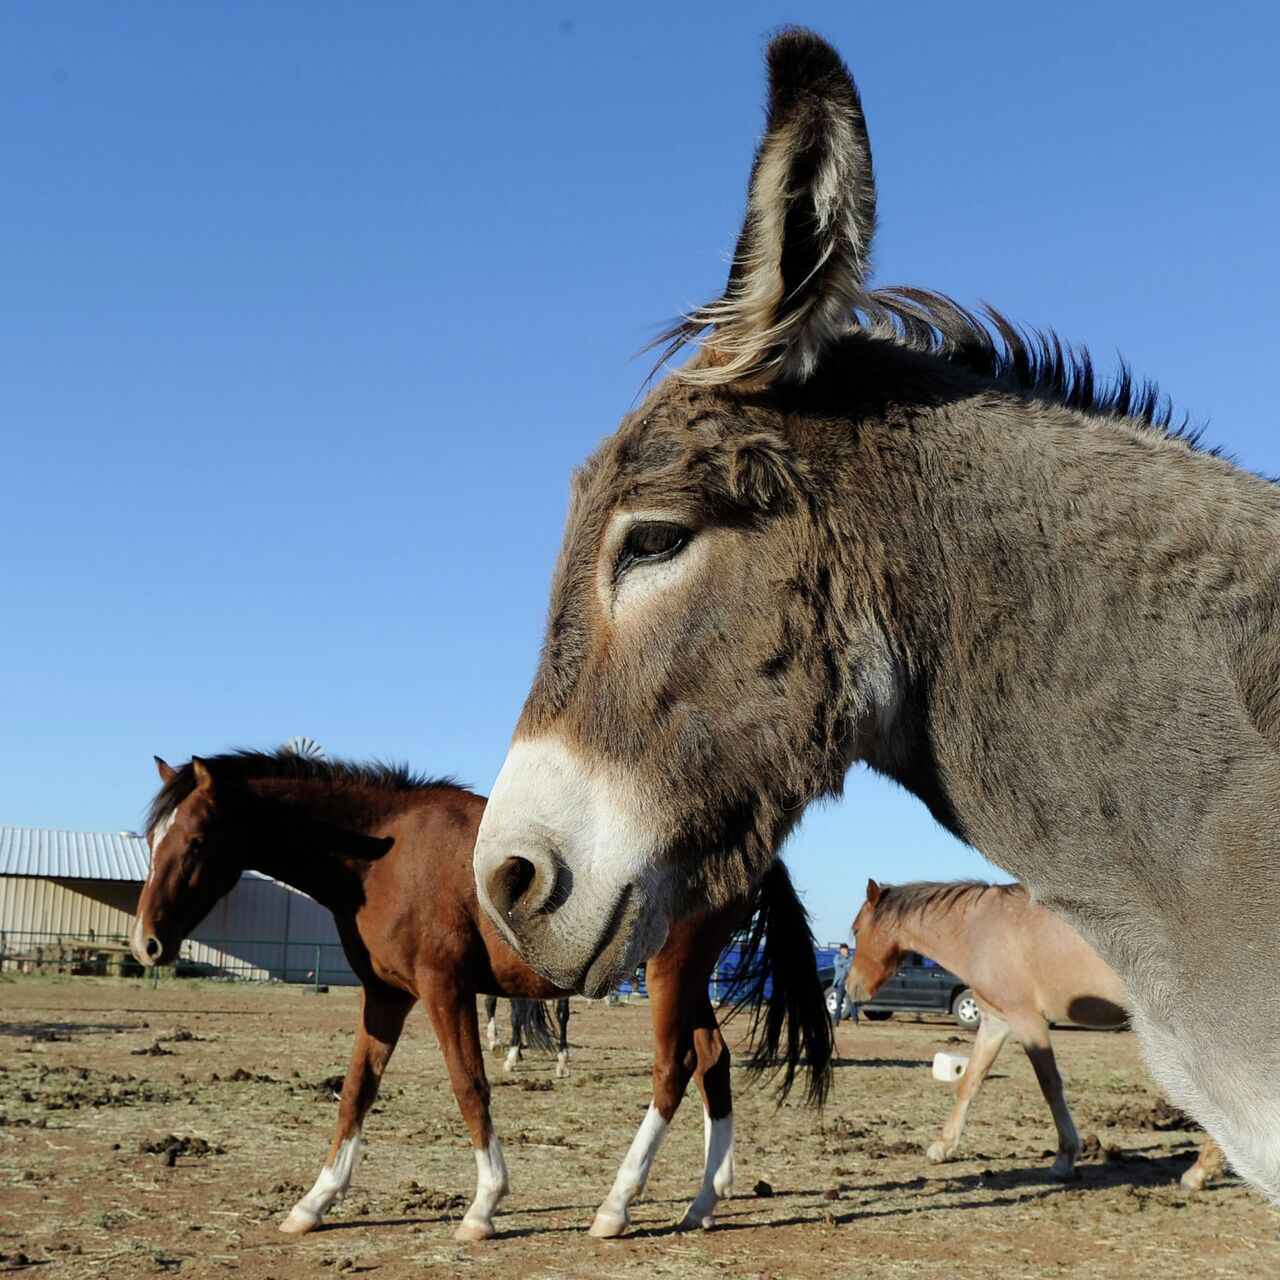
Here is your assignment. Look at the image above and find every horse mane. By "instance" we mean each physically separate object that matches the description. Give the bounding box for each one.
[874,878,1026,925]
[145,749,465,837]
[655,285,1208,448]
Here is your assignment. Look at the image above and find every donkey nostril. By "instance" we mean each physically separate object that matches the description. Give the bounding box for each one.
[144,935,163,960]
[492,856,537,921]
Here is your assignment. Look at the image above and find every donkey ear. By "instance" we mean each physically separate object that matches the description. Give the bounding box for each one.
[866,878,881,905]
[191,758,216,792]
[154,756,177,784]
[719,432,805,513]
[684,29,876,388]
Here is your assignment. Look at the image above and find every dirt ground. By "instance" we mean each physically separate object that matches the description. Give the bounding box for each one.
[1,976,1275,1279]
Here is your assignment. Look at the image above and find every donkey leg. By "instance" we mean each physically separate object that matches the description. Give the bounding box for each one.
[1018,1025,1082,1179]
[555,998,571,1078]
[927,1009,1009,1163]
[422,977,509,1242]
[281,983,413,1234]
[484,995,499,1052]
[679,1005,734,1232]
[1181,1135,1226,1191]
[590,961,690,1237]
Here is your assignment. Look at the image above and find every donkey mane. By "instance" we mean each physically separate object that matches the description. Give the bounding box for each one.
[146,749,464,836]
[656,285,1210,448]
[874,879,1026,925]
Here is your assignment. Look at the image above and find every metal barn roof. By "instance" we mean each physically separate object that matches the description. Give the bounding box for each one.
[0,828,151,881]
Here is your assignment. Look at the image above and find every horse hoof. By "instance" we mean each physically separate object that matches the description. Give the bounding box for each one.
[926,1142,951,1164]
[1050,1161,1079,1181]
[453,1218,495,1243]
[279,1209,320,1235]
[588,1213,629,1239]
[677,1211,714,1232]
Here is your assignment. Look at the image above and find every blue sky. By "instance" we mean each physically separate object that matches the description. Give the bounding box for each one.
[2,4,1277,943]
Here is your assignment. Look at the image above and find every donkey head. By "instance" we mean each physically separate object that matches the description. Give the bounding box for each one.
[131,757,246,966]
[474,30,898,994]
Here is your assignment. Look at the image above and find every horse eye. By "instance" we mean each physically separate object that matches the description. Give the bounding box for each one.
[616,522,690,579]
[188,837,204,855]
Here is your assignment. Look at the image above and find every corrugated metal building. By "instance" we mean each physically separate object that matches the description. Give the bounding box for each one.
[0,827,356,985]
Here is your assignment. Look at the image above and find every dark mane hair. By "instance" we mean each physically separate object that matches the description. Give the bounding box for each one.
[874,879,1026,925]
[145,750,464,836]
[656,285,1208,447]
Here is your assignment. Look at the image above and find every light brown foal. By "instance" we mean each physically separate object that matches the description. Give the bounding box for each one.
[132,752,827,1241]
[849,879,1223,1187]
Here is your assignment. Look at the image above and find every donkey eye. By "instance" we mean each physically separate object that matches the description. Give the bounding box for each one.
[615,522,690,579]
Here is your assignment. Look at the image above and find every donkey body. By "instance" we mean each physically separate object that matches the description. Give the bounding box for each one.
[472,30,1280,1199]
[849,879,1224,1187]
[133,752,830,1240]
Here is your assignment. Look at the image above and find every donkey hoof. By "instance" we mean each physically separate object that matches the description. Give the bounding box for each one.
[588,1212,629,1239]
[453,1217,495,1243]
[279,1208,321,1235]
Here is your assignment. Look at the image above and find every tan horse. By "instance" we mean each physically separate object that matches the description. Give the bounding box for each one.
[849,879,1223,1188]
[133,751,831,1241]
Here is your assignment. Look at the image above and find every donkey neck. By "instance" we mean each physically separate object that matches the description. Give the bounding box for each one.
[237,779,397,914]
[841,393,1280,906]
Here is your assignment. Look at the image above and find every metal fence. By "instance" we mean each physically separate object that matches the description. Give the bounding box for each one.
[0,929,354,988]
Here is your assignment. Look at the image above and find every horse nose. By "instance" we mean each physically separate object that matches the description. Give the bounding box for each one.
[483,850,561,928]
[143,935,163,961]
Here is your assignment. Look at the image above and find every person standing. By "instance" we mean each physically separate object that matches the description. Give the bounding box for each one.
[831,942,859,1025]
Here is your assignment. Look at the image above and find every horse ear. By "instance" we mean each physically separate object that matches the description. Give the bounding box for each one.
[866,878,881,905]
[191,758,215,792]
[681,29,876,388]
[154,757,177,784]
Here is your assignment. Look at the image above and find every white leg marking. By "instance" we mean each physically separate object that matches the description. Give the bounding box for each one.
[453,1135,510,1242]
[590,1102,670,1238]
[556,1049,569,1078]
[680,1110,734,1230]
[280,1134,361,1233]
[486,1017,497,1051]
[503,1044,520,1073]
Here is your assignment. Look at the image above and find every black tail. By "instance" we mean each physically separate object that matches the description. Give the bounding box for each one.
[511,998,558,1055]
[721,860,834,1106]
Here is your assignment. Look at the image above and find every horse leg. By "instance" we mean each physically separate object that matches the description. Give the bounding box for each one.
[280,983,413,1234]
[590,957,691,1238]
[555,998,570,1078]
[1016,1021,1082,1179]
[927,1008,1010,1163]
[421,976,509,1242]
[678,995,733,1232]
[484,995,499,1052]
[503,998,523,1073]
[1181,1135,1226,1191]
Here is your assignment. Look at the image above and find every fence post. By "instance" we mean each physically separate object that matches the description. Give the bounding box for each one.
[314,944,322,996]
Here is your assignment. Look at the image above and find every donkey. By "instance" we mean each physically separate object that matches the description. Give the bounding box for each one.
[849,879,1224,1188]
[483,996,572,1076]
[471,28,1280,1201]
[132,751,830,1240]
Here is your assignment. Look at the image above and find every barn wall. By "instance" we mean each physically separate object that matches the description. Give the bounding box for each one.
[0,876,357,986]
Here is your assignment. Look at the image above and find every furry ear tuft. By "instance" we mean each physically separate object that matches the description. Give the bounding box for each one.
[667,28,877,389]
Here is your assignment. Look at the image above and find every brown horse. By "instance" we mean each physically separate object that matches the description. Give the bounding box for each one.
[132,751,830,1241]
[470,28,1280,1200]
[848,880,1224,1188]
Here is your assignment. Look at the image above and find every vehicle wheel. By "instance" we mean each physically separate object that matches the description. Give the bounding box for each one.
[824,986,839,1017]
[951,989,981,1030]
[861,1009,892,1021]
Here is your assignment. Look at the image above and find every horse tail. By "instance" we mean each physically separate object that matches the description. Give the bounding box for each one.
[721,859,833,1107]
[515,998,558,1055]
